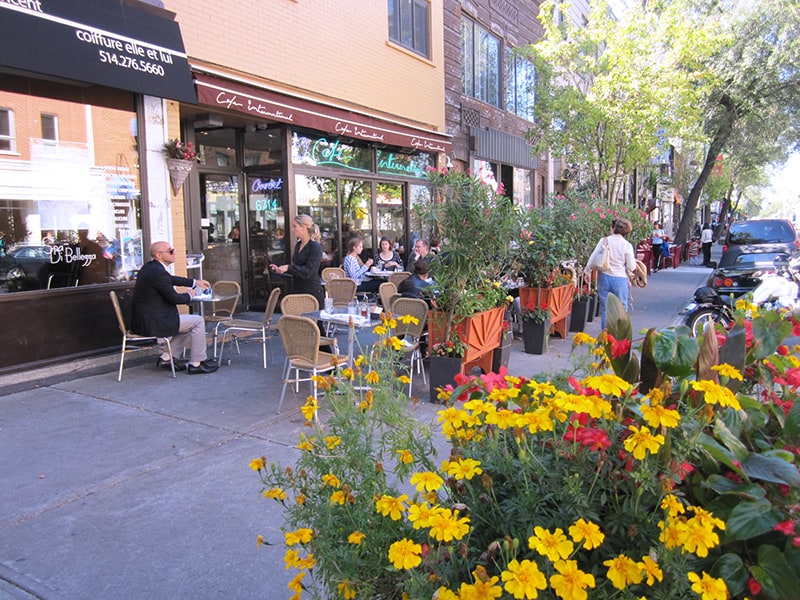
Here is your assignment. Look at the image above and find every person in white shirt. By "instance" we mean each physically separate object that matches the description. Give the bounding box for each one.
[343,236,380,293]
[701,223,714,266]
[585,218,637,328]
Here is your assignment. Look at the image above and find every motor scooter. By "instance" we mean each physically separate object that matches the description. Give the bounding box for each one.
[681,256,800,337]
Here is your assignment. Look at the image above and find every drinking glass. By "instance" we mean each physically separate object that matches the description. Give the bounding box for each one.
[324,297,334,314]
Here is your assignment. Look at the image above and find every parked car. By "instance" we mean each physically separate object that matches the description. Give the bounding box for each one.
[0,245,53,291]
[723,218,800,257]
[706,247,792,298]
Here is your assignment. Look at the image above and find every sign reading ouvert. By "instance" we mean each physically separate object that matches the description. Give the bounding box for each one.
[0,0,196,103]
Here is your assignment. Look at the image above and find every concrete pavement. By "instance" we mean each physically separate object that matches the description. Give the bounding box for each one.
[0,253,716,599]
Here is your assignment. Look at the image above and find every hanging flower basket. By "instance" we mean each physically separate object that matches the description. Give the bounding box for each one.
[166,158,194,195]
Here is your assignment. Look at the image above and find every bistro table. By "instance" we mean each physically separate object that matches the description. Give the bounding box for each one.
[190,290,240,358]
[303,308,377,367]
[365,269,397,279]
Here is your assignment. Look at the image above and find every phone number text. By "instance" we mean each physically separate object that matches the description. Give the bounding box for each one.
[98,50,166,76]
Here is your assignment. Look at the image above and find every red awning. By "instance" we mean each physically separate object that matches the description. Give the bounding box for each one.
[194,72,450,153]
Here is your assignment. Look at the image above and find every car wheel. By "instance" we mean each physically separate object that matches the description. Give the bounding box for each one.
[7,266,24,279]
[687,308,732,338]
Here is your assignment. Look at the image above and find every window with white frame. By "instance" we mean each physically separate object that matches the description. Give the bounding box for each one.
[461,16,501,107]
[505,49,535,121]
[0,108,15,152]
[388,0,430,59]
[41,113,58,141]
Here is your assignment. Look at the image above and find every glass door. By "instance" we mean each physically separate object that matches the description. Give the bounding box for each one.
[340,179,373,261]
[246,172,285,306]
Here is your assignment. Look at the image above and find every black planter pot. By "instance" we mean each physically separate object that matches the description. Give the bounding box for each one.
[429,355,463,403]
[586,294,596,323]
[569,298,590,333]
[491,329,513,372]
[595,294,601,317]
[522,318,550,355]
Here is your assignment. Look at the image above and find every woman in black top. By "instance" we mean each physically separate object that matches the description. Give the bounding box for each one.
[270,214,324,305]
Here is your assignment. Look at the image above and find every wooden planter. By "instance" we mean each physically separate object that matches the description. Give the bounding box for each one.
[519,284,575,338]
[428,306,505,375]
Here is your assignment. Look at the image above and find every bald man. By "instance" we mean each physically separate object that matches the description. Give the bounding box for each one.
[131,241,218,374]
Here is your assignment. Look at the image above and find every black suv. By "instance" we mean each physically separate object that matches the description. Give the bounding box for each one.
[723,218,800,256]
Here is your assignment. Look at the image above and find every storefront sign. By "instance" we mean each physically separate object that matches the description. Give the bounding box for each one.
[196,73,451,152]
[49,243,96,268]
[376,150,432,178]
[0,0,196,103]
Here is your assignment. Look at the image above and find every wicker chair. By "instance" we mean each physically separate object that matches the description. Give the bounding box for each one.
[326,277,357,308]
[388,271,411,286]
[390,297,428,394]
[276,315,345,413]
[217,287,281,368]
[321,267,346,283]
[203,281,241,359]
[379,281,398,310]
[109,290,175,381]
[280,294,338,354]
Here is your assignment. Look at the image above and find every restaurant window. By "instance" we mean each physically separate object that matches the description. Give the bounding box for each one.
[196,127,237,167]
[0,88,143,293]
[462,16,501,107]
[505,49,535,121]
[0,108,15,152]
[388,0,430,59]
[41,113,58,141]
[295,174,339,266]
[291,132,372,173]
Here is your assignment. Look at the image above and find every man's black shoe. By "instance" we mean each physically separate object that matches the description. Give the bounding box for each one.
[156,357,187,371]
[187,360,219,374]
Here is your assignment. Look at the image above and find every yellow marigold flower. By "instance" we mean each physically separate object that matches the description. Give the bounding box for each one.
[387,538,422,570]
[411,471,445,492]
[375,494,408,520]
[407,501,440,529]
[397,374,411,384]
[659,518,688,550]
[711,363,743,381]
[383,336,404,350]
[661,494,686,517]
[518,406,556,434]
[501,559,547,599]
[398,313,419,324]
[337,578,357,600]
[437,406,468,430]
[690,506,725,531]
[263,487,287,501]
[691,380,741,410]
[623,425,665,460]
[340,367,355,381]
[373,324,388,335]
[640,402,681,428]
[322,473,341,488]
[444,458,483,480]
[687,571,728,600]
[249,457,265,471]
[604,554,643,589]
[550,559,596,600]
[647,387,665,405]
[428,508,470,542]
[458,575,502,599]
[285,528,314,546]
[582,374,631,396]
[297,439,314,452]
[325,435,342,450]
[354,354,366,367]
[569,518,605,550]
[397,449,414,464]
[295,493,306,505]
[434,586,459,600]
[365,370,380,384]
[300,399,318,421]
[297,553,315,569]
[330,490,346,505]
[528,526,574,562]
[573,332,596,346]
[287,571,306,593]
[528,381,558,397]
[256,534,264,547]
[347,531,365,545]
[284,548,301,569]
[640,555,663,585]
[682,515,721,557]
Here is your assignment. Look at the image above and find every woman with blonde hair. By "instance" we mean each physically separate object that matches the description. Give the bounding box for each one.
[270,214,324,304]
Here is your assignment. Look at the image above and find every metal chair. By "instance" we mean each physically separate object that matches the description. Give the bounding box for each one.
[276,315,346,413]
[390,297,428,394]
[109,290,175,381]
[379,281,398,310]
[321,266,346,283]
[217,287,281,367]
[388,271,411,286]
[280,294,338,354]
[203,281,241,359]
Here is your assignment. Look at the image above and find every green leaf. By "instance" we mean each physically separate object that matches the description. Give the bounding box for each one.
[741,454,800,487]
[710,553,747,597]
[705,474,766,500]
[757,544,800,599]
[605,294,632,343]
[712,419,749,462]
[723,499,776,543]
[785,399,800,441]
[639,328,658,394]
[698,433,745,476]
[751,313,793,361]
[652,328,699,377]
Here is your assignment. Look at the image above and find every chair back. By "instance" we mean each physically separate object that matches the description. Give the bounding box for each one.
[379,281,398,309]
[388,271,411,286]
[281,293,319,316]
[262,286,282,325]
[321,267,346,283]
[326,277,357,307]
[278,315,320,362]
[391,297,428,339]
[209,281,241,317]
[109,290,128,336]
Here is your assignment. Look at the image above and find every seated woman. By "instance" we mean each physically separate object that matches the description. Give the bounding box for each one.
[397,258,433,302]
[373,236,403,271]
[343,237,380,293]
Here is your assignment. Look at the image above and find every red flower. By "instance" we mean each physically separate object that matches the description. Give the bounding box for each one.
[786,368,800,389]
[793,322,800,336]
[747,577,762,595]
[793,536,800,548]
[772,520,795,536]
[777,344,789,356]
[670,461,695,481]
[606,334,631,359]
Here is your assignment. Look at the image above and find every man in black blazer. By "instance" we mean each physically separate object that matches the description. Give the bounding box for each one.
[132,241,218,374]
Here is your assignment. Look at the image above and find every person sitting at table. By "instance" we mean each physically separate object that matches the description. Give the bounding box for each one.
[406,238,430,271]
[343,237,380,293]
[398,257,433,302]
[373,236,402,271]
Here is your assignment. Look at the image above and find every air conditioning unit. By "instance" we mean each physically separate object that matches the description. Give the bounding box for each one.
[194,114,223,128]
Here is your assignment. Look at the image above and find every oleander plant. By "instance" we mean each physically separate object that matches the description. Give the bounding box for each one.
[252,298,800,599]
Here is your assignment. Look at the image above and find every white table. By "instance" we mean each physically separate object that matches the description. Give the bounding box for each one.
[304,309,376,367]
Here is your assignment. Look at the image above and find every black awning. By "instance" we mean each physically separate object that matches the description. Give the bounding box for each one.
[0,0,196,103]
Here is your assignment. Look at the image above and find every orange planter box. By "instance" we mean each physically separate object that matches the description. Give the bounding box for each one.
[519,284,575,338]
[428,306,505,373]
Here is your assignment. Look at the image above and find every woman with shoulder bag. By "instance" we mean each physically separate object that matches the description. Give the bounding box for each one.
[585,218,637,328]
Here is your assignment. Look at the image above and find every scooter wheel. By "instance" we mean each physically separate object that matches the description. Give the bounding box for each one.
[687,308,732,338]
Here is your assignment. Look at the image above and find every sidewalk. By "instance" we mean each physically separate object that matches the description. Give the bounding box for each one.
[0,256,715,599]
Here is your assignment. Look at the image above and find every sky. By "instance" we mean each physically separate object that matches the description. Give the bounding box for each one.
[762,153,800,223]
